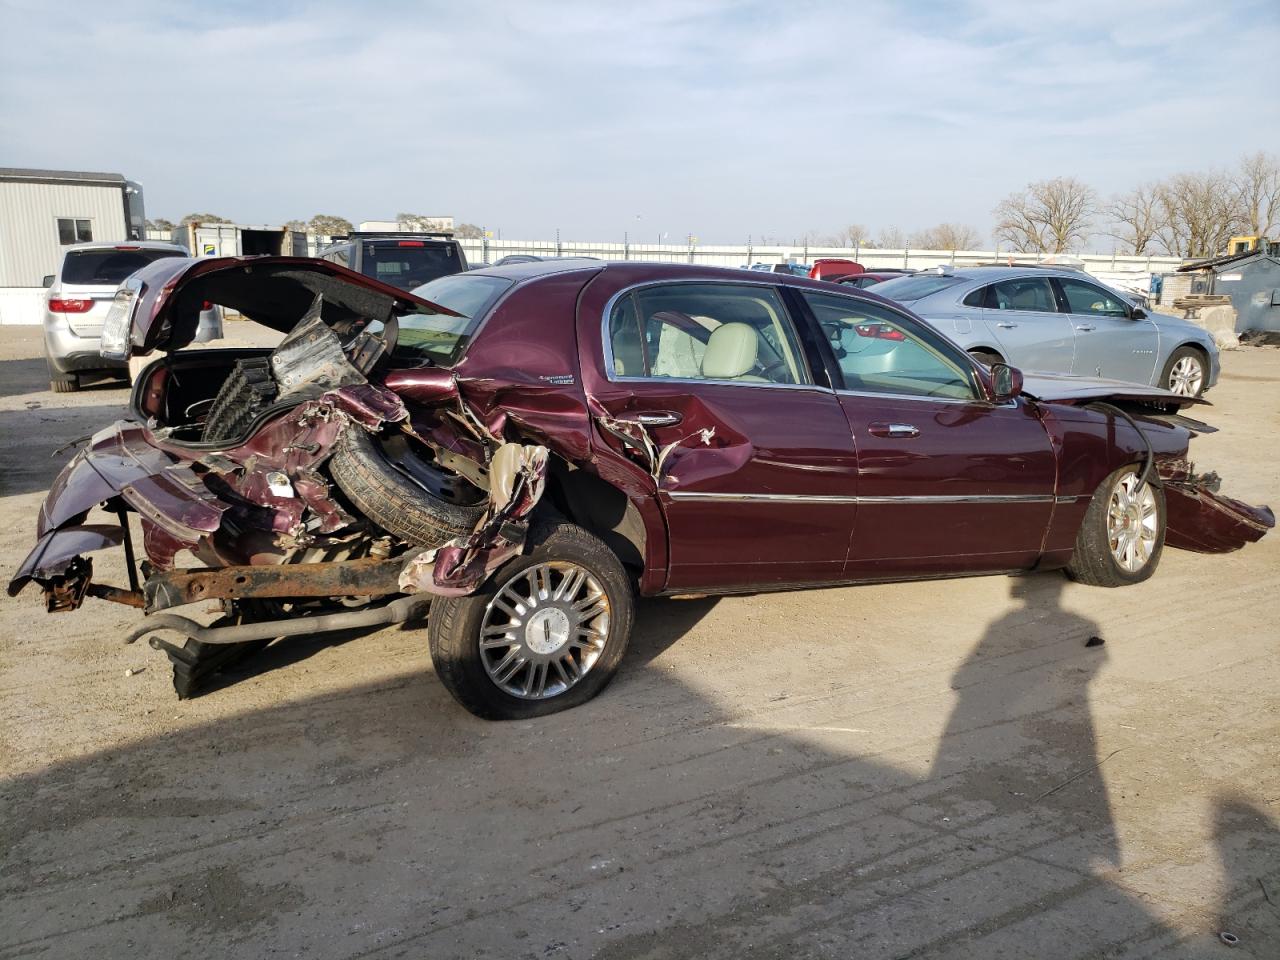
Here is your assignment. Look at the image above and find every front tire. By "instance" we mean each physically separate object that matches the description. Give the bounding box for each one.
[428,521,634,720]
[1161,346,1207,398]
[968,349,1004,368]
[1065,465,1165,587]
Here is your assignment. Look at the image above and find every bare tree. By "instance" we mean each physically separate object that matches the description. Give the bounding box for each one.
[180,213,230,226]
[1105,184,1163,255]
[994,177,1097,253]
[873,225,908,249]
[396,212,452,232]
[453,223,484,239]
[145,217,175,233]
[824,224,870,248]
[1155,172,1242,258]
[283,219,307,232]
[1235,151,1280,241]
[307,214,353,236]
[911,223,982,250]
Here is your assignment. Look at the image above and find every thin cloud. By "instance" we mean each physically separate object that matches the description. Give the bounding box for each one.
[1,0,1276,242]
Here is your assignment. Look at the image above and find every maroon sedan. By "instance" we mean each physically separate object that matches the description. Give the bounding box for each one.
[8,257,1272,719]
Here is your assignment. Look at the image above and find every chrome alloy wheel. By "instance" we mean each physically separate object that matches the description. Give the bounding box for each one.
[1167,355,1204,397]
[479,561,611,699]
[1107,473,1159,573]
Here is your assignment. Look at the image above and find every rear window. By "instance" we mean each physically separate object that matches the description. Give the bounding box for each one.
[364,240,464,290]
[397,274,514,365]
[61,248,185,285]
[871,274,967,302]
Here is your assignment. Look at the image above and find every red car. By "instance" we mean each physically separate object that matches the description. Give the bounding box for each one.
[9,257,1272,719]
[808,258,864,281]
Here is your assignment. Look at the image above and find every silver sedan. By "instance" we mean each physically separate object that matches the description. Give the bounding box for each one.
[870,266,1219,397]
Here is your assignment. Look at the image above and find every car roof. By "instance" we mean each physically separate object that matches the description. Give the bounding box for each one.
[923,265,1090,283]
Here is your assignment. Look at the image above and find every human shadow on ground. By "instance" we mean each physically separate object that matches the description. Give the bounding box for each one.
[0,574,1248,959]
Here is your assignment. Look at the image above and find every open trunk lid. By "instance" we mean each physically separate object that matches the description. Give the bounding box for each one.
[101,255,458,360]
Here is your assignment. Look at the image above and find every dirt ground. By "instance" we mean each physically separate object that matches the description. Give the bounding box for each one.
[1,324,1277,959]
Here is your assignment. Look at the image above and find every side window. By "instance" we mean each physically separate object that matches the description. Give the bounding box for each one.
[962,286,987,307]
[989,277,1058,313]
[607,283,811,385]
[1057,278,1130,317]
[802,292,977,401]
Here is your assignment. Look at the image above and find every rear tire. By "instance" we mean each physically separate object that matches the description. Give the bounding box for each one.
[428,521,634,720]
[1065,465,1165,587]
[328,426,485,547]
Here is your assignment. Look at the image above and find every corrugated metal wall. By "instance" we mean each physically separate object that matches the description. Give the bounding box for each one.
[0,181,127,286]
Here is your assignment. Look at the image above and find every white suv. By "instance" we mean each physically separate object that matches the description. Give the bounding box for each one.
[43,241,220,392]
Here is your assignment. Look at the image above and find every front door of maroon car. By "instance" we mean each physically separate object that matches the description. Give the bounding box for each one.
[587,279,1057,593]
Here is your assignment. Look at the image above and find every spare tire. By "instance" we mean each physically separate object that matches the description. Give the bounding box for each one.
[329,427,486,547]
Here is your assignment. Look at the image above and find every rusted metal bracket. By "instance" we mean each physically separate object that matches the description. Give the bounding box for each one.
[142,557,407,612]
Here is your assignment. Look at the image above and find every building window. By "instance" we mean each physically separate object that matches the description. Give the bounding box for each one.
[56,218,93,244]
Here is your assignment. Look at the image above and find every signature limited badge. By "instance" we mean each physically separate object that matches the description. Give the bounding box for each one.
[539,374,576,385]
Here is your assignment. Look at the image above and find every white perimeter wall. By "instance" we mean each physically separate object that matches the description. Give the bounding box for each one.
[0,237,1185,324]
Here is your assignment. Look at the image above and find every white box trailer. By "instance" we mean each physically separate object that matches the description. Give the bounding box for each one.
[174,222,300,258]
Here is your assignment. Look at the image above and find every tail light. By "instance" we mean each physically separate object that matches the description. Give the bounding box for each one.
[854,323,906,341]
[202,300,213,310]
[398,240,425,247]
[49,298,94,313]
[113,245,141,251]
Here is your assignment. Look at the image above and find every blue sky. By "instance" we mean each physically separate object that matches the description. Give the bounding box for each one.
[2,0,1277,245]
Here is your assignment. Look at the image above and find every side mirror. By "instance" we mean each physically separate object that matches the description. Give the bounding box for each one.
[1131,307,1147,319]
[41,275,54,288]
[989,362,1024,401]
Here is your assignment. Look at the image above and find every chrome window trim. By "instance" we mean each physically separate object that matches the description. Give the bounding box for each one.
[835,388,998,407]
[600,278,818,389]
[667,491,1056,505]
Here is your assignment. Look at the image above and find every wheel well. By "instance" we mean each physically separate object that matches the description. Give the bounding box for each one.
[539,455,646,574]
[1173,342,1209,363]
[968,347,1004,363]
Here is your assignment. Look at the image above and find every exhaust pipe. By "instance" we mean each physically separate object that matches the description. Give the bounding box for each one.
[123,594,430,647]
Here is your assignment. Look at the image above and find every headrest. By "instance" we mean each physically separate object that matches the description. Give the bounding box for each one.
[701,322,758,379]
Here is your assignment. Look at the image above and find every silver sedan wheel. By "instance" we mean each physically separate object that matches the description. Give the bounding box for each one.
[1107,473,1159,573]
[1167,355,1203,397]
[479,561,611,700]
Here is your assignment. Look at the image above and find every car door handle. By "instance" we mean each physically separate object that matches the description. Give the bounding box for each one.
[615,411,683,428]
[995,321,1018,329]
[868,421,919,438]
[1075,324,1096,332]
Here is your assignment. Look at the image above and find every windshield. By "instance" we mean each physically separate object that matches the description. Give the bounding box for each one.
[871,274,967,302]
[61,248,185,286]
[364,240,464,290]
[397,274,514,364]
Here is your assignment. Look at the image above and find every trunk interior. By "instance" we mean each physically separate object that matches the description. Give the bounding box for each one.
[132,348,290,445]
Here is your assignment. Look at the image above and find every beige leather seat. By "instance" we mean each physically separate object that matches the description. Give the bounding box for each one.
[700,322,767,381]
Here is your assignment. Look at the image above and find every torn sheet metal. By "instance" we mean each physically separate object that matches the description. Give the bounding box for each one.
[399,443,549,597]
[587,396,755,491]
[1164,479,1275,553]
[7,524,124,598]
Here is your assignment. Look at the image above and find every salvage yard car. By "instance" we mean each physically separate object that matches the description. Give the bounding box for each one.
[874,266,1219,397]
[8,258,1273,719]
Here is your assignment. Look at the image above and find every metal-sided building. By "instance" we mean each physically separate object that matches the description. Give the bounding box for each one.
[1177,251,1280,333]
[0,167,145,324]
